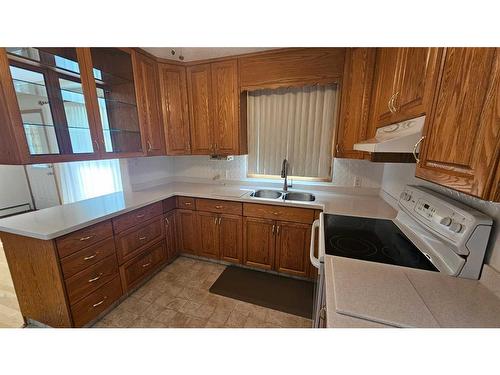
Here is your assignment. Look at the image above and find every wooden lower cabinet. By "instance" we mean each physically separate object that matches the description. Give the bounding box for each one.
[164,209,178,261]
[198,211,220,259]
[219,214,242,263]
[275,221,311,277]
[243,217,276,270]
[119,241,168,292]
[176,209,200,254]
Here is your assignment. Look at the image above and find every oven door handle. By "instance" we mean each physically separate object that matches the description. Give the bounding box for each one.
[310,219,321,269]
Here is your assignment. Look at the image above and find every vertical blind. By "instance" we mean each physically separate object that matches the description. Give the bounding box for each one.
[247,84,339,180]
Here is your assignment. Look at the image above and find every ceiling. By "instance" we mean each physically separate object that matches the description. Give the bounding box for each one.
[142,47,277,62]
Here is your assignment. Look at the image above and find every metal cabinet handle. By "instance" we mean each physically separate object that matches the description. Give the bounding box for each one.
[88,273,103,283]
[215,205,223,209]
[276,225,280,235]
[92,297,107,308]
[139,236,147,241]
[93,140,100,151]
[413,136,425,164]
[392,91,399,112]
[218,217,222,225]
[214,217,217,225]
[184,202,192,206]
[388,93,395,113]
[147,140,153,152]
[142,262,151,268]
[136,214,145,219]
[165,217,170,225]
[79,235,93,242]
[272,224,275,235]
[83,253,98,261]
[273,212,279,216]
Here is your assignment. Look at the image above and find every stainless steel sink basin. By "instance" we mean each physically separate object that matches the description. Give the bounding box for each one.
[283,192,316,202]
[250,190,283,199]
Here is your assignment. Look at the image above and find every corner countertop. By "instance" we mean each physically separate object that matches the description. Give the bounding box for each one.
[0,182,396,240]
[325,255,500,328]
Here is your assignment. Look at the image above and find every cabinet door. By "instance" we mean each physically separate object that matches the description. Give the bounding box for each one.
[158,63,191,155]
[219,214,242,264]
[243,217,275,270]
[198,211,219,259]
[3,47,101,162]
[187,64,213,154]
[417,48,500,200]
[85,48,143,156]
[369,48,402,131]
[164,210,178,261]
[211,59,239,155]
[336,48,376,159]
[275,221,311,277]
[394,48,441,120]
[132,51,165,156]
[176,209,200,255]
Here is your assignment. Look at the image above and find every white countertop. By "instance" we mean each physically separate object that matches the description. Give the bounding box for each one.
[0,182,396,240]
[325,255,500,328]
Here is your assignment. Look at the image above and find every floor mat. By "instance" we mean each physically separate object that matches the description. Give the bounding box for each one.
[209,266,314,319]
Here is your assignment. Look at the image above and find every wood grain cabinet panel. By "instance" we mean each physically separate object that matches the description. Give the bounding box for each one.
[275,221,311,277]
[158,63,191,155]
[56,220,113,258]
[198,211,220,259]
[336,48,376,159]
[112,202,163,234]
[211,59,239,155]
[243,203,315,224]
[219,214,242,264]
[133,51,165,156]
[416,48,500,200]
[176,209,200,255]
[195,198,242,215]
[164,210,178,261]
[243,217,275,270]
[187,63,214,154]
[177,196,196,210]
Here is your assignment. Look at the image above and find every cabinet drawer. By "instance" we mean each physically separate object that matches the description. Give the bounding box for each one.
[120,241,167,291]
[71,277,122,327]
[115,217,165,264]
[243,203,315,224]
[56,220,113,258]
[65,255,119,306]
[112,202,163,234]
[60,237,116,279]
[163,196,176,213]
[196,198,242,215]
[177,196,196,210]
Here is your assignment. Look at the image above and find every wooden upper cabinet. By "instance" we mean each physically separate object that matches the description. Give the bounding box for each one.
[336,48,376,159]
[416,48,500,201]
[158,63,191,155]
[187,63,213,154]
[211,59,239,155]
[132,51,165,156]
[369,48,441,133]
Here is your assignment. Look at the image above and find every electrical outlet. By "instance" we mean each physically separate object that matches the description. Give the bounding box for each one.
[354,176,362,187]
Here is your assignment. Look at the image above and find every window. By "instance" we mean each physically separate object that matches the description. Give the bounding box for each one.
[246,84,339,181]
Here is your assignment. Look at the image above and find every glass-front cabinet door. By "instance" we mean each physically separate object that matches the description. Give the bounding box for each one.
[5,48,100,160]
[86,48,143,156]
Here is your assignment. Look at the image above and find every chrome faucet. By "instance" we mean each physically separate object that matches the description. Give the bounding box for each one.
[281,158,289,192]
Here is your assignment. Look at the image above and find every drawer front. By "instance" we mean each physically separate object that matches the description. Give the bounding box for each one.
[243,203,315,224]
[56,220,113,258]
[65,255,119,306]
[115,217,165,264]
[177,196,196,210]
[112,202,163,234]
[163,196,176,213]
[196,198,242,215]
[71,277,122,327]
[120,241,167,291]
[60,237,117,279]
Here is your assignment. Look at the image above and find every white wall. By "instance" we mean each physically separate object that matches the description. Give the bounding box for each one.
[380,163,500,272]
[0,165,33,216]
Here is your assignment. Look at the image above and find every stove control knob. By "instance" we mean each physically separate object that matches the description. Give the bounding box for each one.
[440,217,452,226]
[450,222,463,233]
[400,192,411,201]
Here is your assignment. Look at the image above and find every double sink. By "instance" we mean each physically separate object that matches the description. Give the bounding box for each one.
[249,189,316,202]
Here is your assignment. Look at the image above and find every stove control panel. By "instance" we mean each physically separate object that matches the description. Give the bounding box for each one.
[397,185,492,252]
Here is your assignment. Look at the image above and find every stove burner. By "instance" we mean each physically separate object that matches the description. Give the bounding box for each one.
[329,235,378,258]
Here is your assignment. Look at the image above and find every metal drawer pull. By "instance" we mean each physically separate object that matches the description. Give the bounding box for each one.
[413,136,425,164]
[165,217,170,225]
[79,235,93,241]
[136,214,145,219]
[215,205,223,209]
[83,253,98,261]
[272,224,275,235]
[88,273,103,283]
[273,212,279,215]
[142,262,151,268]
[92,297,107,308]
[139,236,147,241]
[184,202,192,206]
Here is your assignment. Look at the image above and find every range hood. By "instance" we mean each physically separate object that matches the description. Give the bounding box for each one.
[354,116,425,153]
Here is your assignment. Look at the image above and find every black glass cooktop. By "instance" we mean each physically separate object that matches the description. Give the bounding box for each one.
[323,214,438,272]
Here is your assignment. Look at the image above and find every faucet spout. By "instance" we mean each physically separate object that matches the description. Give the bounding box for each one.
[281,159,289,192]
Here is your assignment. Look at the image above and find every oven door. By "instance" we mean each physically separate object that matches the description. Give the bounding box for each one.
[310,219,324,328]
